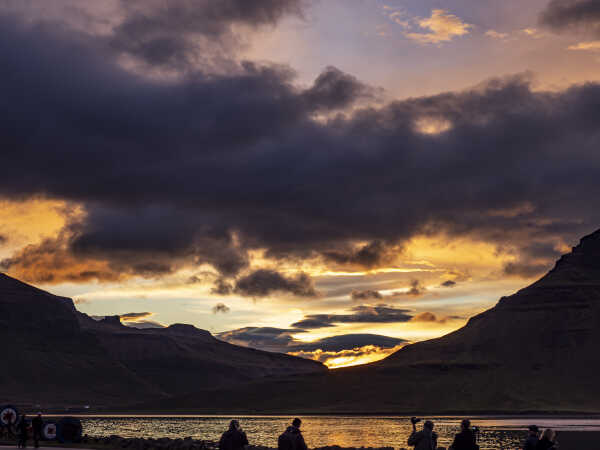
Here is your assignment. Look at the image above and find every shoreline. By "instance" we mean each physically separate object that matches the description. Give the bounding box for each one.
[3,432,600,450]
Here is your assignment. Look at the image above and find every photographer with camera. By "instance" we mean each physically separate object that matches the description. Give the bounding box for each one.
[449,419,479,450]
[407,417,438,450]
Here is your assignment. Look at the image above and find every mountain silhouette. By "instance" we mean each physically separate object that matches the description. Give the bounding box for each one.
[4,229,600,412]
[140,229,600,413]
[0,273,324,407]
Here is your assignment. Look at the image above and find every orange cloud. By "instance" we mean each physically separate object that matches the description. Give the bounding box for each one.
[405,10,472,44]
[568,41,600,51]
[1,235,123,284]
[288,343,407,368]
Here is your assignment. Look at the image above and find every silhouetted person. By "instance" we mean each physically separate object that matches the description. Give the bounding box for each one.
[31,413,43,449]
[16,415,28,448]
[449,419,478,450]
[219,420,248,450]
[278,418,307,450]
[407,418,437,450]
[524,425,540,450]
[536,429,558,450]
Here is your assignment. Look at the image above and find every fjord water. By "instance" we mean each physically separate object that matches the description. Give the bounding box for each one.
[72,416,600,449]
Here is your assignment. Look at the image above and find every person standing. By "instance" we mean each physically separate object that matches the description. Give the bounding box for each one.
[16,415,28,449]
[31,413,43,449]
[407,418,438,450]
[449,419,478,450]
[524,425,540,450]
[218,420,248,450]
[278,418,308,450]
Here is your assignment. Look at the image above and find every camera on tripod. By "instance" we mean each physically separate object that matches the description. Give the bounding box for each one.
[410,417,421,425]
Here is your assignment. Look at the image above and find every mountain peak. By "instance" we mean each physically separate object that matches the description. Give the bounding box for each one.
[533,227,600,288]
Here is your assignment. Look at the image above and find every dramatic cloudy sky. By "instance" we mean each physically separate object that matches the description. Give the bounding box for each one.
[1,0,600,367]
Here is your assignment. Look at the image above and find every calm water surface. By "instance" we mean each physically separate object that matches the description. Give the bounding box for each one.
[62,416,600,450]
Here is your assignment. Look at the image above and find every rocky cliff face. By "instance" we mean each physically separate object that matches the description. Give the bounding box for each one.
[0,273,324,407]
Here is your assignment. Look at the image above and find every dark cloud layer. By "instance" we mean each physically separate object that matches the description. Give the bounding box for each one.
[292,304,413,329]
[406,279,426,296]
[351,289,383,301]
[212,302,230,314]
[218,327,405,354]
[1,10,600,284]
[301,66,377,112]
[111,0,303,69]
[234,269,318,298]
[540,0,600,36]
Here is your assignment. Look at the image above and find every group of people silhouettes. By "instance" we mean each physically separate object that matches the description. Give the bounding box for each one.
[2,412,44,449]
[408,418,558,450]
[218,418,307,450]
[219,417,557,450]
[4,414,558,450]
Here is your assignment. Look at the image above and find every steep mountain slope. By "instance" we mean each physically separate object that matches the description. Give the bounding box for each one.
[0,273,324,407]
[0,273,159,406]
[381,228,600,370]
[140,229,600,413]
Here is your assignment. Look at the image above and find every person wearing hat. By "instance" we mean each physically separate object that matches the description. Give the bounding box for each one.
[523,425,540,450]
[407,418,438,450]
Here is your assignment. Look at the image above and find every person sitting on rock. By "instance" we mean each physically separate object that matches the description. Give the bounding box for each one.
[407,418,437,450]
[218,420,248,450]
[449,419,478,450]
[278,418,308,450]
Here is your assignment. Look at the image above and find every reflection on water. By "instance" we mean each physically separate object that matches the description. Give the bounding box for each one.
[60,416,600,450]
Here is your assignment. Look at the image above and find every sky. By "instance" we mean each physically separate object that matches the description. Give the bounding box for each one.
[1,0,600,368]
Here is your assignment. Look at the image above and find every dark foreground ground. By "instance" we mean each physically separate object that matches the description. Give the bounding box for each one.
[2,432,599,450]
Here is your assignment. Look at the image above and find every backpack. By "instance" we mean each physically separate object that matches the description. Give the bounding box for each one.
[278,431,295,450]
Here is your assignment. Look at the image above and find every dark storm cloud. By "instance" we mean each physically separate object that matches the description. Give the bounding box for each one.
[502,241,563,278]
[350,289,383,301]
[406,279,426,296]
[540,0,600,36]
[1,12,600,283]
[211,278,233,295]
[234,269,318,298]
[322,241,395,269]
[440,280,456,287]
[503,261,550,278]
[217,326,303,351]
[109,0,304,68]
[293,333,406,352]
[302,66,378,111]
[217,327,405,353]
[212,302,230,314]
[291,304,413,329]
